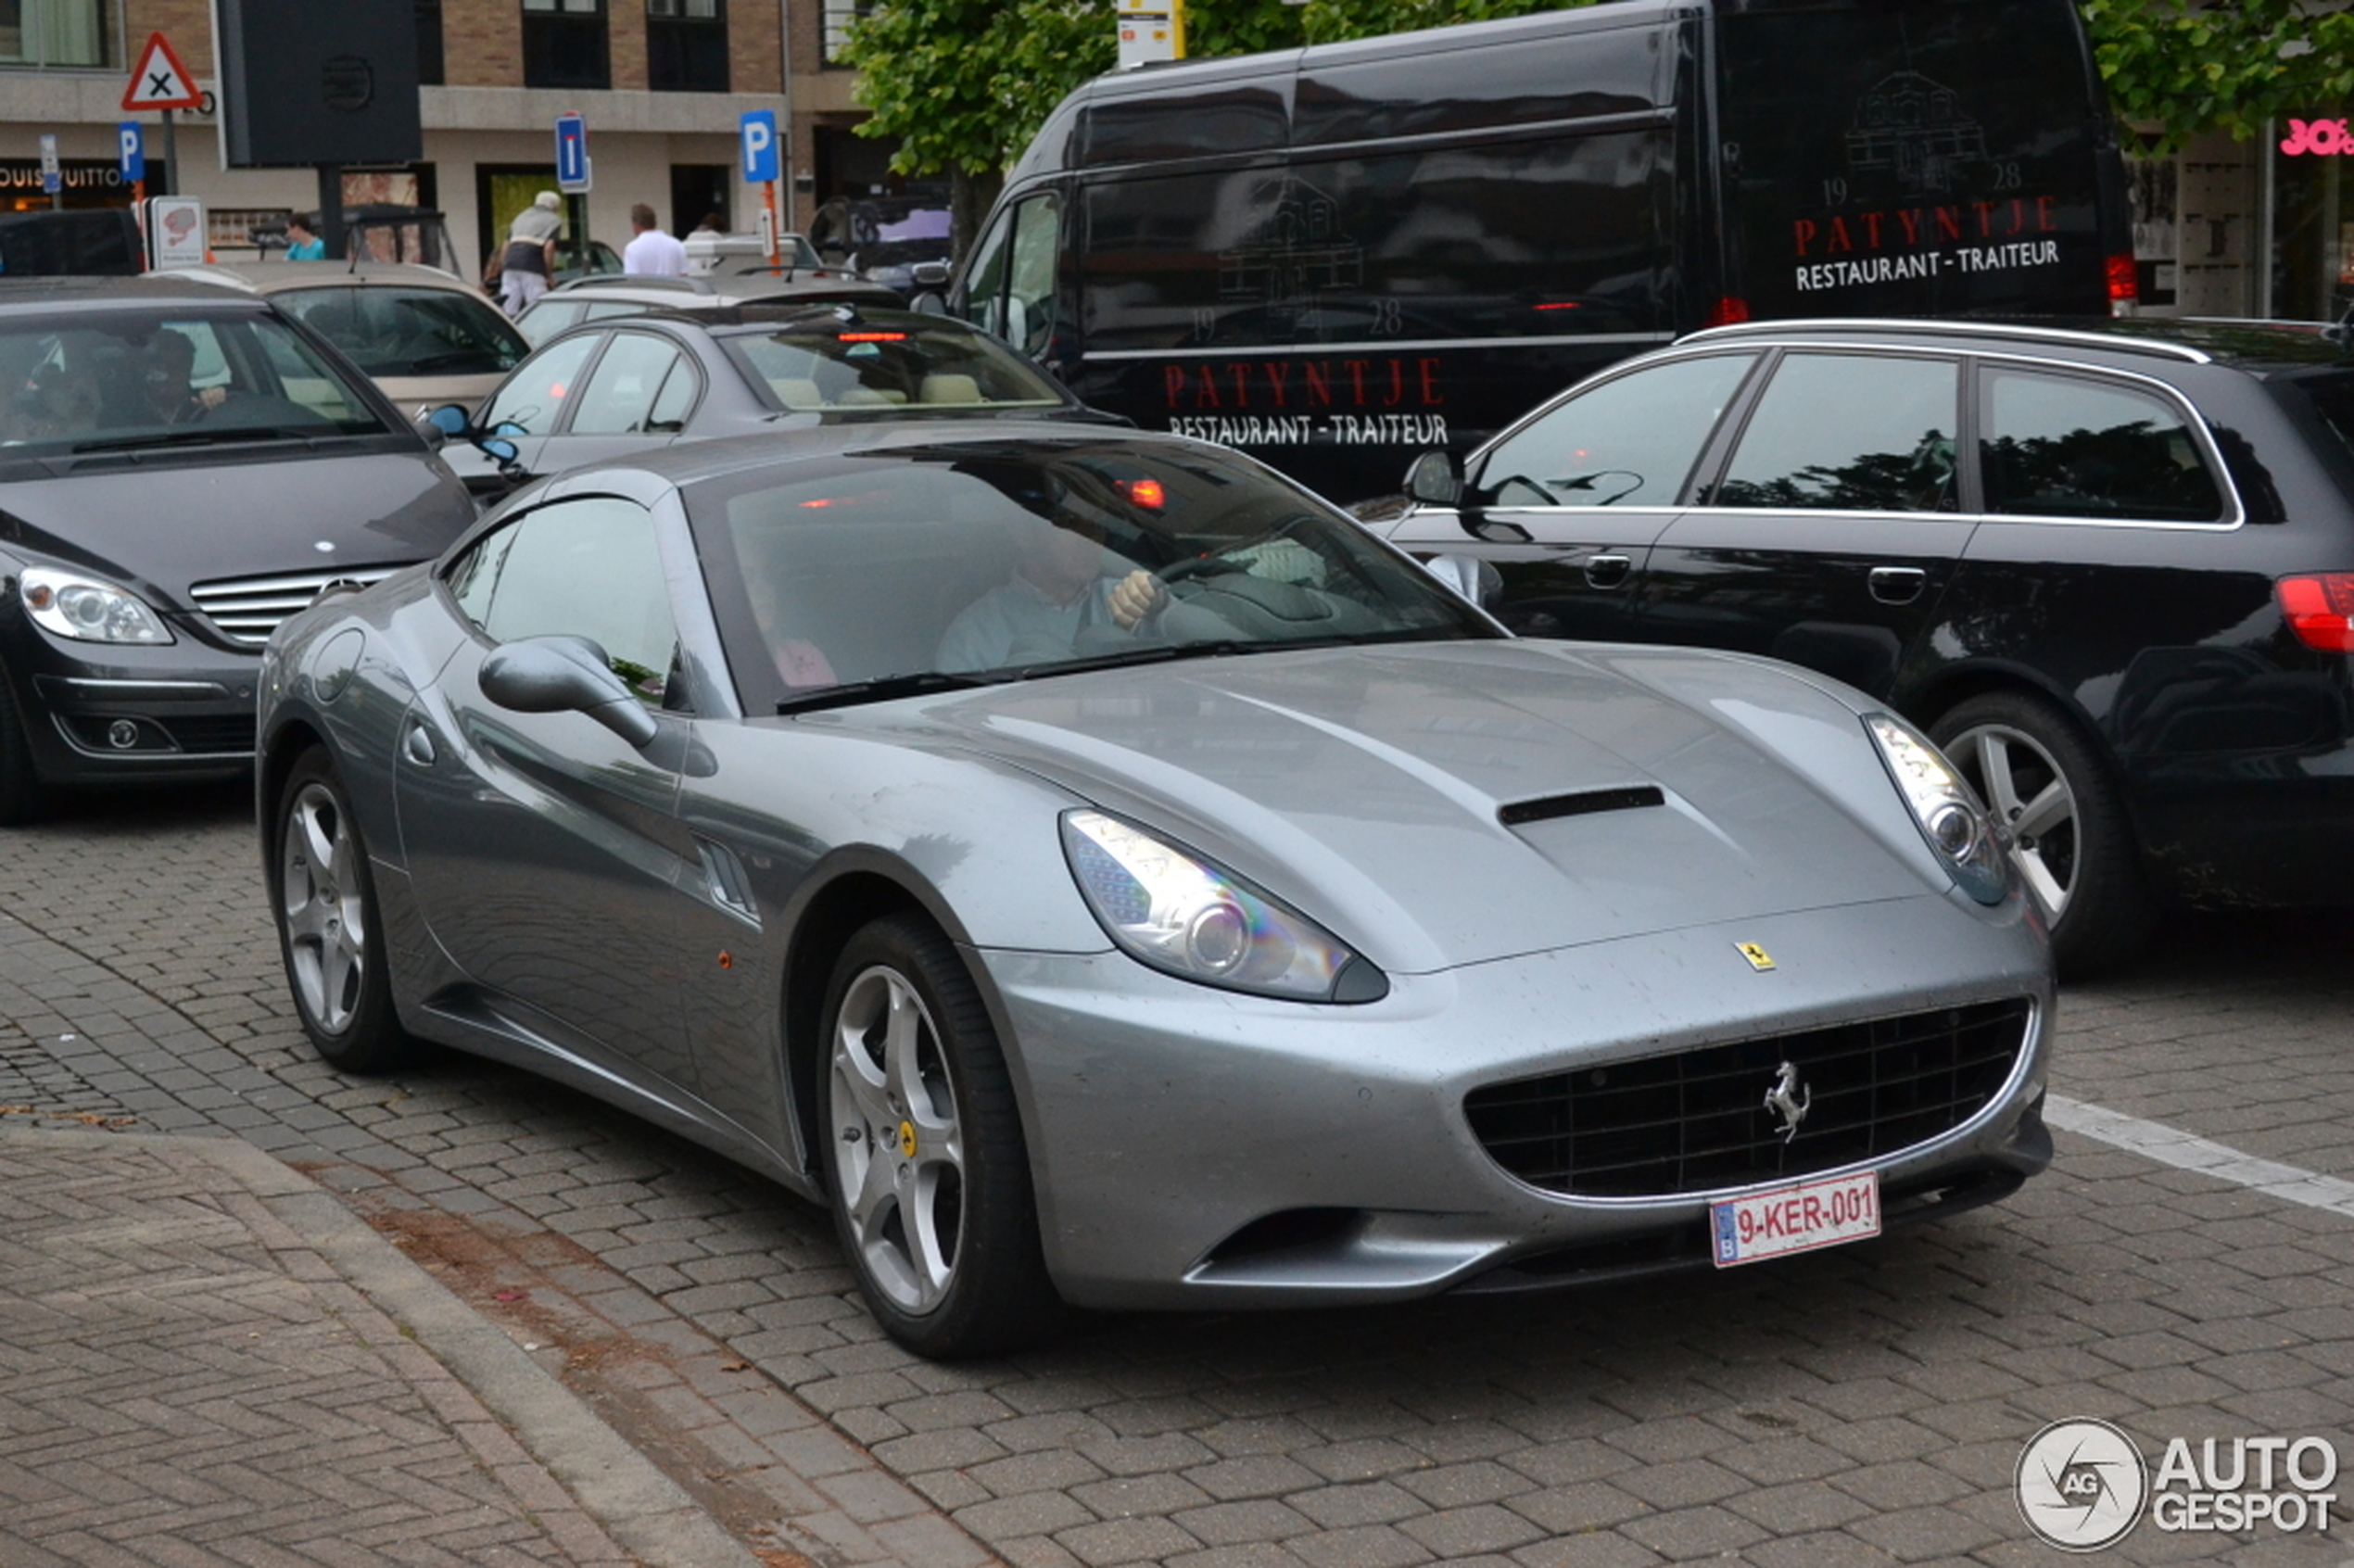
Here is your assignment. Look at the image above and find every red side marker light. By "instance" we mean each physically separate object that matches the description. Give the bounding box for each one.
[1533,301,1583,311]
[2106,253,2140,303]
[1120,478,1166,509]
[2277,574,2354,652]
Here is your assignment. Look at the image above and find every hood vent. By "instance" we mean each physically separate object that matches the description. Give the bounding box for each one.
[1498,784,1664,828]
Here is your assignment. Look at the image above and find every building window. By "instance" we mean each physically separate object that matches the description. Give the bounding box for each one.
[523,0,609,90]
[416,0,445,86]
[0,0,116,68]
[648,0,725,92]
[820,0,868,66]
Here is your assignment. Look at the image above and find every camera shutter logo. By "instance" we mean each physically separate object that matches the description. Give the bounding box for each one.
[2017,1419,2148,1551]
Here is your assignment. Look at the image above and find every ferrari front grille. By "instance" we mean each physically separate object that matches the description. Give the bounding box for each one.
[1464,998,2033,1198]
[187,565,409,647]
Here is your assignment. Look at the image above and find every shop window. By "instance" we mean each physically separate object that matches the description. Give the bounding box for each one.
[523,0,609,90]
[820,0,868,65]
[2,0,116,67]
[648,0,725,91]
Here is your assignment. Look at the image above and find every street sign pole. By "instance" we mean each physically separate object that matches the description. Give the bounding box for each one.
[555,112,592,272]
[38,134,60,210]
[158,109,176,197]
[121,32,202,196]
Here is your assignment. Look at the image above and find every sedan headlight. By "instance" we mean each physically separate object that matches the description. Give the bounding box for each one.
[1865,713,2007,905]
[19,566,174,645]
[1060,809,1386,1002]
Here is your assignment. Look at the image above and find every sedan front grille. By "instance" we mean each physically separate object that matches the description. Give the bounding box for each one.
[187,565,409,647]
[1463,998,2033,1198]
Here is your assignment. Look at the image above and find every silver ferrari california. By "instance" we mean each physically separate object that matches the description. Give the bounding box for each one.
[258,422,2054,1358]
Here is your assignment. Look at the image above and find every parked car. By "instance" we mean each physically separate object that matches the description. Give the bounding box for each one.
[683,229,827,276]
[437,302,1111,501]
[259,422,2053,1357]
[173,259,530,412]
[513,269,896,347]
[807,196,954,303]
[1376,317,2354,974]
[0,275,478,822]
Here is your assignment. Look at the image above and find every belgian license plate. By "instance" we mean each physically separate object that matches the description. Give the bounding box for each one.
[1709,1170,1880,1268]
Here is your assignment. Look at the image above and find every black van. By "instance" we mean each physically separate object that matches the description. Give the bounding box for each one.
[948,0,2137,500]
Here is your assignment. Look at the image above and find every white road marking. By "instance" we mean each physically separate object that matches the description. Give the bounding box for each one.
[2045,1094,2354,1220]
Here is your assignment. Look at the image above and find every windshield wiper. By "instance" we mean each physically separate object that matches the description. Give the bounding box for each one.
[776,669,997,714]
[70,426,321,455]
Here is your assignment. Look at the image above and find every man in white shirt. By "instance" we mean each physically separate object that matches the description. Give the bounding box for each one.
[622,204,689,277]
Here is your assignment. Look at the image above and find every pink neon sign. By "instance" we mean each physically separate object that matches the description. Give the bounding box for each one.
[2282,119,2354,155]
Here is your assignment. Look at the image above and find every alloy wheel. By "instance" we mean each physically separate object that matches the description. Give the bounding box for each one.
[1950,721,2079,919]
[280,780,370,1035]
[829,964,966,1316]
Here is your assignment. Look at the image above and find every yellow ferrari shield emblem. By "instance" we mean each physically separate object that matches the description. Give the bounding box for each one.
[1736,942,1777,972]
[899,1119,918,1157]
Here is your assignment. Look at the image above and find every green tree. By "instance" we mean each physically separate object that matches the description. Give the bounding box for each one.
[2079,0,2354,152]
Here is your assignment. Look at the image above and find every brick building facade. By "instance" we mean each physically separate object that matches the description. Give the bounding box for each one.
[2,0,892,280]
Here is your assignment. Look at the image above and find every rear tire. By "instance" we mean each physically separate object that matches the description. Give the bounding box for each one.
[1930,691,2156,978]
[0,663,48,826]
[821,913,1062,1358]
[272,748,415,1072]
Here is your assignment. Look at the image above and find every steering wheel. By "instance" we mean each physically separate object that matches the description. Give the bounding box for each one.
[1155,555,1251,586]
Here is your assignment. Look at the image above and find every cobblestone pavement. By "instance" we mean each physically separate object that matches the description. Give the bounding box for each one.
[3,779,2351,1568]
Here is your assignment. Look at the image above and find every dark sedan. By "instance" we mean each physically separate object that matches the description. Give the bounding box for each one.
[0,276,477,822]
[1379,318,2354,974]
[438,303,1112,500]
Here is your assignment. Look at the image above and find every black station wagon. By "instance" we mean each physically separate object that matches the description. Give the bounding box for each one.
[1378,319,2354,974]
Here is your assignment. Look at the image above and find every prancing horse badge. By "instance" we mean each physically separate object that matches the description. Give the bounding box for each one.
[1735,942,1776,972]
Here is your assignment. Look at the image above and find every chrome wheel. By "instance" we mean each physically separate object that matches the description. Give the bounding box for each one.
[829,962,966,1317]
[1946,720,2079,920]
[280,779,370,1036]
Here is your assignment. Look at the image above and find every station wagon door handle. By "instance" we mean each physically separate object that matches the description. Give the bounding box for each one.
[1868,566,1927,605]
[1584,553,1633,589]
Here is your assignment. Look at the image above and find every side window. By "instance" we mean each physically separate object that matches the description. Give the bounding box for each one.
[517,300,584,347]
[961,209,1015,340]
[648,353,700,431]
[1006,194,1061,356]
[568,333,688,435]
[1715,352,1962,513]
[448,496,681,705]
[1981,367,2226,523]
[484,333,600,434]
[1476,353,1757,508]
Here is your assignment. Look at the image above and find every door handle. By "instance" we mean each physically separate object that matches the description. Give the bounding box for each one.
[1868,566,1927,605]
[403,723,437,766]
[1584,553,1633,589]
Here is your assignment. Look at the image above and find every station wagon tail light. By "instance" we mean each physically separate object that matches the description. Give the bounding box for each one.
[2107,253,2140,304]
[1060,809,1387,1003]
[2277,574,2354,652]
[19,566,174,645]
[1865,714,2009,906]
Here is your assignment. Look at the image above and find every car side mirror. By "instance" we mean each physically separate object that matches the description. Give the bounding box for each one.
[1404,449,1462,506]
[425,403,474,437]
[479,635,659,748]
[1423,554,1503,610]
[910,291,948,317]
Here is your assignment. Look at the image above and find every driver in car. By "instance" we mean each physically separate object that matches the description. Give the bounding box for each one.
[143,330,229,425]
[936,514,1168,672]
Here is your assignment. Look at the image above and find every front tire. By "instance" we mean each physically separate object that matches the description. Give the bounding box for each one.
[822,914,1060,1358]
[1930,691,2156,978]
[273,749,414,1072]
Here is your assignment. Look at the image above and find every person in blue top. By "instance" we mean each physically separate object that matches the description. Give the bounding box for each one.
[936,515,1167,672]
[283,216,325,260]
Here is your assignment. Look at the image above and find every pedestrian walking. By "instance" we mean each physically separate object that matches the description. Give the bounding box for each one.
[622,204,688,277]
[498,192,563,318]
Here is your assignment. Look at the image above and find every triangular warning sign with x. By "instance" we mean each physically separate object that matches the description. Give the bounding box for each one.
[123,32,203,112]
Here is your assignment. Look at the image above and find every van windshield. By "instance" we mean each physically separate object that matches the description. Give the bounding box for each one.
[1716,0,2117,321]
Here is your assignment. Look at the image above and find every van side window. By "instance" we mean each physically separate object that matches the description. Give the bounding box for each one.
[1713,352,1961,512]
[1476,352,1756,508]
[1981,367,2225,523]
[964,193,1060,357]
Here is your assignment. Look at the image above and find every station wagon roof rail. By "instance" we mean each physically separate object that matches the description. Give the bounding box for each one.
[1678,318,2213,364]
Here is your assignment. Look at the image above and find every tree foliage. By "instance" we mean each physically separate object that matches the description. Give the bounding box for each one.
[2079,0,2354,152]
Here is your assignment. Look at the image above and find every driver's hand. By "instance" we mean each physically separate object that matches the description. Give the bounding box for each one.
[1107,569,1167,629]
[196,386,228,410]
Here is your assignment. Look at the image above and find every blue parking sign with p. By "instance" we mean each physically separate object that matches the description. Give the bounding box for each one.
[740,110,778,183]
[118,122,145,184]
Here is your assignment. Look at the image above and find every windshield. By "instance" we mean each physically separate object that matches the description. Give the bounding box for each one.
[722,320,1068,413]
[276,285,528,378]
[0,310,393,454]
[690,437,1500,713]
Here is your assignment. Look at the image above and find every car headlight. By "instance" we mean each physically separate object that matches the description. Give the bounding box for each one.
[1060,808,1387,1002]
[1865,713,2007,905]
[19,566,174,645]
